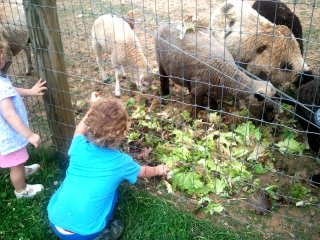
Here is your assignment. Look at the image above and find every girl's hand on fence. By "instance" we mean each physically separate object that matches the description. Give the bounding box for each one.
[28,133,41,148]
[155,164,170,176]
[30,79,47,96]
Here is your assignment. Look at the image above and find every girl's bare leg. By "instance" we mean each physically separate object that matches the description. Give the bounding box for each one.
[10,164,26,192]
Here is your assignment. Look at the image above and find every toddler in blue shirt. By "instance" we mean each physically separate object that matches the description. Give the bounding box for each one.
[48,92,169,240]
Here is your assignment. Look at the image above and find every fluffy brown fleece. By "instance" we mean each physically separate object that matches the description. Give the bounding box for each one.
[155,24,277,121]
[242,25,306,89]
[0,1,32,75]
[211,0,312,92]
[252,0,303,54]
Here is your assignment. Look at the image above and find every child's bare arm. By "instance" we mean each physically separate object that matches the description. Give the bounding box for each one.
[74,112,89,137]
[0,98,40,147]
[138,164,170,178]
[15,79,47,97]
[74,92,100,137]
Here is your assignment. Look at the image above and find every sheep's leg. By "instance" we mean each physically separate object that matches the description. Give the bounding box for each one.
[114,68,122,97]
[159,63,170,96]
[93,44,107,81]
[98,56,107,81]
[209,97,219,110]
[119,66,126,79]
[190,85,206,116]
[24,44,33,76]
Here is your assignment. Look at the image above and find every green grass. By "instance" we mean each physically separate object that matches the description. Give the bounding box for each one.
[116,187,261,240]
[0,147,261,240]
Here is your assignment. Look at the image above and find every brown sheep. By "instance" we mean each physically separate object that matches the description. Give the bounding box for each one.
[0,0,32,75]
[155,24,277,121]
[252,0,303,54]
[210,0,313,92]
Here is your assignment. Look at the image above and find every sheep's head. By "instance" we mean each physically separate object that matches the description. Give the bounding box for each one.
[245,25,312,91]
[135,71,154,93]
[246,86,277,122]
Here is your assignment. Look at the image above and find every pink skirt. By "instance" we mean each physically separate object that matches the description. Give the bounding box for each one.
[0,147,29,168]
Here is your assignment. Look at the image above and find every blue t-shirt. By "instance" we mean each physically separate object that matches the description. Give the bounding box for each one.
[0,76,29,155]
[47,134,141,235]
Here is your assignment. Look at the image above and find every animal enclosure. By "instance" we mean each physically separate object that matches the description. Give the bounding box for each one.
[2,0,320,238]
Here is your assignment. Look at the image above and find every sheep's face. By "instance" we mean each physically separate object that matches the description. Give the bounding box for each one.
[245,26,312,90]
[136,73,153,93]
[247,93,277,122]
[246,83,277,122]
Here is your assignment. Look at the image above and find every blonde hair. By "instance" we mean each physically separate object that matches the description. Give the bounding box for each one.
[85,98,129,149]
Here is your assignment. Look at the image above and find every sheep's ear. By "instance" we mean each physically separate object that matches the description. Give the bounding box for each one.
[257,71,268,81]
[256,45,268,54]
[254,93,265,102]
[124,10,135,29]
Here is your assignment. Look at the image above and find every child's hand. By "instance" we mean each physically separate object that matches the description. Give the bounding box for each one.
[155,164,170,176]
[30,79,47,96]
[89,91,101,105]
[28,133,41,148]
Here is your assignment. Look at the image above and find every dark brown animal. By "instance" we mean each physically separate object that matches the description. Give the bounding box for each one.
[296,77,320,155]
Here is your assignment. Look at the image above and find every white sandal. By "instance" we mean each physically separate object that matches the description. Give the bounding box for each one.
[14,184,44,198]
[24,164,41,177]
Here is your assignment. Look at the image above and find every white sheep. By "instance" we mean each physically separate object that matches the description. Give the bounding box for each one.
[210,0,313,91]
[91,14,151,97]
[0,0,32,75]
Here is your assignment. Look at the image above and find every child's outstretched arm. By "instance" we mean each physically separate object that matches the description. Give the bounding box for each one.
[0,97,40,148]
[138,164,170,178]
[14,79,47,97]
[74,92,100,137]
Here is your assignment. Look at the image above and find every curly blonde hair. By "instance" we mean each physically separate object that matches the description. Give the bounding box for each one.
[85,98,129,149]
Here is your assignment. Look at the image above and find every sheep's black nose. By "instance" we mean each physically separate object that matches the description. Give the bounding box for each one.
[254,93,265,102]
[295,70,314,88]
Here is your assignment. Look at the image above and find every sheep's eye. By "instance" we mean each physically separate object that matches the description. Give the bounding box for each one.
[257,71,268,81]
[280,62,293,72]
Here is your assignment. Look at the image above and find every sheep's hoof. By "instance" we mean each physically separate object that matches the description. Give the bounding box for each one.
[26,67,33,76]
[25,69,33,76]
[115,89,121,98]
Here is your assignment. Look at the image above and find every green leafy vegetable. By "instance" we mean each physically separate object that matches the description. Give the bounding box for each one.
[275,137,305,155]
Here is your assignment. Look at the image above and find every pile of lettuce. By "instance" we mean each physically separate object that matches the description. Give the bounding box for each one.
[126,99,308,213]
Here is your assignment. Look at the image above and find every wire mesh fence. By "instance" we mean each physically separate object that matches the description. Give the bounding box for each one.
[1,0,320,238]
